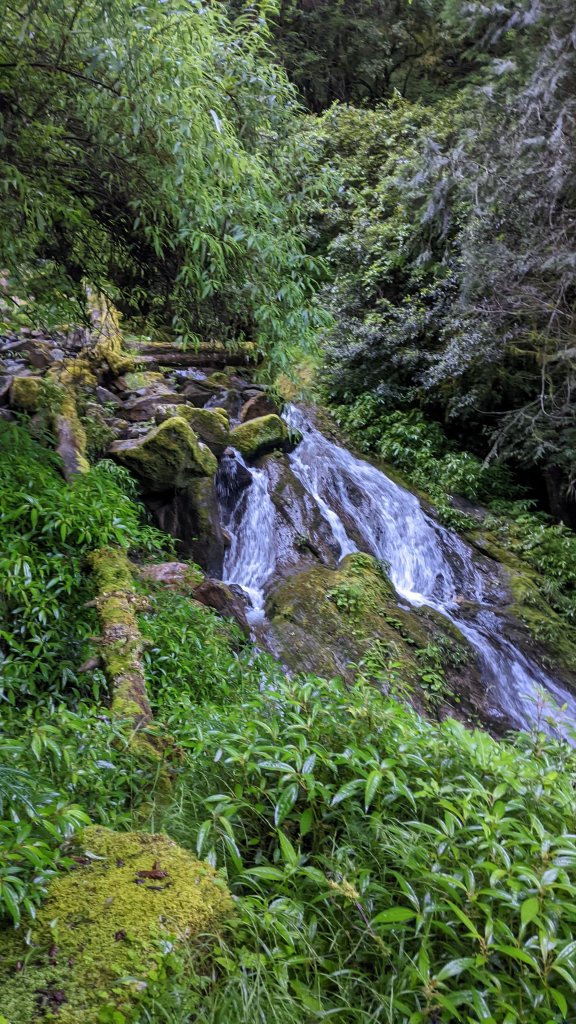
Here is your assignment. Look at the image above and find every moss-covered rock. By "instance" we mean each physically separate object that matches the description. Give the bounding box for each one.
[121,370,168,392]
[229,413,288,459]
[9,375,43,411]
[0,826,232,1024]
[469,531,576,678]
[110,416,217,491]
[176,407,229,456]
[265,553,498,727]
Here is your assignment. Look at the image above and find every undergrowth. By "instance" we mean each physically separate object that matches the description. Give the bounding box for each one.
[3,421,576,1023]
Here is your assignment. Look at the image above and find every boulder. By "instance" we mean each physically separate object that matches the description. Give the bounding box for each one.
[239,392,279,422]
[177,407,229,456]
[120,391,187,423]
[0,374,13,405]
[117,370,168,393]
[229,414,289,459]
[180,379,222,406]
[110,416,217,491]
[0,826,232,1024]
[148,476,226,575]
[194,577,250,635]
[9,375,43,411]
[95,385,122,407]
[139,561,204,591]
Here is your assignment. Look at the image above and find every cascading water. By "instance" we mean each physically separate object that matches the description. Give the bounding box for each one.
[217,450,276,623]
[216,403,576,733]
[284,405,576,733]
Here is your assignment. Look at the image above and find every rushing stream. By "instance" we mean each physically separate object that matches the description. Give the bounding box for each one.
[218,404,576,734]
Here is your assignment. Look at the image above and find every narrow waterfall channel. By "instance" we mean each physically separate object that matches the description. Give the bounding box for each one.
[218,404,576,733]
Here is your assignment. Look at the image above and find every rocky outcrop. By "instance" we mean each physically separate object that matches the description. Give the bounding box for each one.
[138,562,249,632]
[229,413,289,459]
[110,416,217,490]
[265,552,508,731]
[0,826,232,1024]
[183,407,229,455]
[147,476,226,575]
[239,392,279,422]
[193,577,250,634]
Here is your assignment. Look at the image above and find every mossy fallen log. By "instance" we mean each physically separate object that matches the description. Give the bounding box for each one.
[88,546,153,728]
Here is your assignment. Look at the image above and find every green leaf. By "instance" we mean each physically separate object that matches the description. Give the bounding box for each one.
[372,907,415,926]
[331,779,363,806]
[436,957,476,982]
[492,944,539,969]
[364,769,382,811]
[277,830,298,867]
[549,988,568,1018]
[520,897,539,927]
[274,783,299,826]
[299,807,314,837]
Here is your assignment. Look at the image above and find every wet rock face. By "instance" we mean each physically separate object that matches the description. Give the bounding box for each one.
[194,577,250,634]
[0,826,232,1024]
[148,477,226,576]
[216,448,253,515]
[265,552,511,732]
[258,452,341,576]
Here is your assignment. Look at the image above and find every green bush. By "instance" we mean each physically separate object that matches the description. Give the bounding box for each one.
[0,425,168,703]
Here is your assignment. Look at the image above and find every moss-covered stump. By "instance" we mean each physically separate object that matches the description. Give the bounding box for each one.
[110,416,217,491]
[88,290,134,377]
[89,546,152,727]
[229,413,288,459]
[0,826,232,1024]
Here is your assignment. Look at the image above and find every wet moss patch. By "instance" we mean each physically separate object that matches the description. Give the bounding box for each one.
[0,826,232,1024]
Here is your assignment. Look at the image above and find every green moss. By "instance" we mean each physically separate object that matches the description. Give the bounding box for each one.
[176,407,229,455]
[206,371,231,387]
[229,414,288,459]
[90,546,134,593]
[470,531,576,674]
[122,370,166,391]
[267,553,428,681]
[89,547,153,725]
[9,375,43,411]
[111,417,217,491]
[0,826,232,1024]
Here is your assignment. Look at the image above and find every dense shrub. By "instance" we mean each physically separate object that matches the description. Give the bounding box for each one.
[145,674,576,1023]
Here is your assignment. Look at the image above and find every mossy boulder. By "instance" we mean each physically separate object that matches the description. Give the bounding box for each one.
[120,370,168,393]
[175,407,230,456]
[229,413,288,459]
[10,375,43,411]
[0,826,232,1024]
[110,416,217,491]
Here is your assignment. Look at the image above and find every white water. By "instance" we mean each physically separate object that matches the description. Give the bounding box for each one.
[217,405,576,733]
[218,451,277,623]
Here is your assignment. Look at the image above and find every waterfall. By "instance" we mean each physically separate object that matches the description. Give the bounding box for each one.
[216,404,576,733]
[285,405,576,732]
[217,450,276,623]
